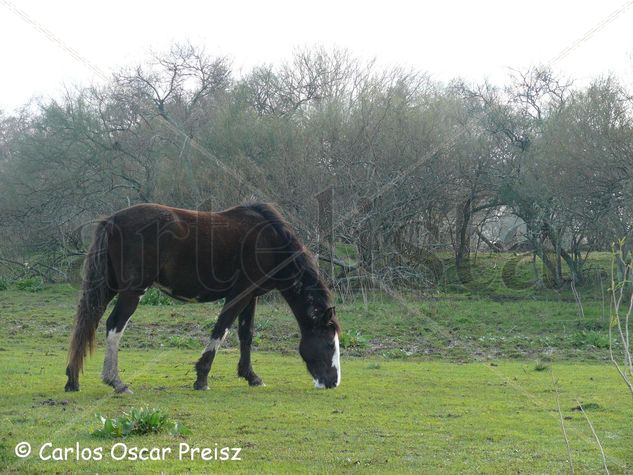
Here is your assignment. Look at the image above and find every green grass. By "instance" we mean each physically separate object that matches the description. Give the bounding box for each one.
[0,251,632,473]
[0,282,617,362]
[0,349,631,473]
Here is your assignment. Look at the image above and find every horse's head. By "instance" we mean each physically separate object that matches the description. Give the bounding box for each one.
[299,306,340,389]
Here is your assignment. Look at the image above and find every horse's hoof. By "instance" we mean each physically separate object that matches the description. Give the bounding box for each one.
[64,384,79,392]
[193,382,209,390]
[248,377,264,387]
[114,386,133,394]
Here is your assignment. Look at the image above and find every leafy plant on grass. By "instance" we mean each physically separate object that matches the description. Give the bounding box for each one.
[571,331,610,349]
[0,276,9,291]
[15,277,44,292]
[339,330,368,349]
[534,361,549,372]
[140,288,177,306]
[92,407,190,438]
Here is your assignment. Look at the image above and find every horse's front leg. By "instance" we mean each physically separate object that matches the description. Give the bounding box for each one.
[194,293,252,390]
[237,297,264,386]
[102,292,140,393]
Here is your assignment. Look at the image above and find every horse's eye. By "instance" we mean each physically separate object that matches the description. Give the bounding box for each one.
[328,343,335,350]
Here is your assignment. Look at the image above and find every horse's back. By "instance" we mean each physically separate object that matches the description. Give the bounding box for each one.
[103,203,278,298]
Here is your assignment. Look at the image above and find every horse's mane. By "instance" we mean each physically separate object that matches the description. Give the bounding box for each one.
[241,201,331,310]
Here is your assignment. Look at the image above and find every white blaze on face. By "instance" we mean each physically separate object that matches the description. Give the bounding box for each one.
[314,333,341,388]
[332,333,341,386]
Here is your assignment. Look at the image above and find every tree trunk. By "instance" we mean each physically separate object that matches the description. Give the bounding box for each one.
[455,198,473,272]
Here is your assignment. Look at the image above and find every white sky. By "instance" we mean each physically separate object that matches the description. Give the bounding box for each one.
[1,0,633,112]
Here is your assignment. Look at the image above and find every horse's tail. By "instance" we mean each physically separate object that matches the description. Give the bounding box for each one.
[66,220,113,388]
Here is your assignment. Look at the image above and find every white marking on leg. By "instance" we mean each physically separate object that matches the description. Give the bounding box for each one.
[102,328,124,383]
[203,329,228,354]
[332,333,341,386]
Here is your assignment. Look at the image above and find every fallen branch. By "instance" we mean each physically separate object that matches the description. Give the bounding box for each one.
[576,399,609,474]
[317,254,357,272]
[553,376,575,475]
[475,229,504,253]
[0,256,65,283]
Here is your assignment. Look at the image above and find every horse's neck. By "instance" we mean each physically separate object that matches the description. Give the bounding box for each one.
[281,278,328,325]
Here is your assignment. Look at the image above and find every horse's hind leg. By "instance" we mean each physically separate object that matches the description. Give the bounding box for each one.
[237,297,263,386]
[194,293,252,390]
[101,291,140,393]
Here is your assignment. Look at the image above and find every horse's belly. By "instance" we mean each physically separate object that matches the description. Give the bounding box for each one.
[152,279,231,303]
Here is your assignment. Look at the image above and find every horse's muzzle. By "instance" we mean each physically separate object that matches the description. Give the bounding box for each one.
[314,379,338,389]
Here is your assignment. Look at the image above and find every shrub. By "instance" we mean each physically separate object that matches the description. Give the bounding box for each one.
[140,288,176,306]
[0,277,9,291]
[92,408,190,438]
[339,330,368,349]
[571,331,610,349]
[15,277,44,292]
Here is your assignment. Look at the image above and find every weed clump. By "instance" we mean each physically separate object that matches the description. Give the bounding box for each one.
[534,361,549,372]
[92,407,190,438]
[140,288,177,306]
[339,330,368,349]
[15,277,44,292]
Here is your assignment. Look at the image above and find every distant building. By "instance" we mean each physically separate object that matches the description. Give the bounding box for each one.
[479,208,529,250]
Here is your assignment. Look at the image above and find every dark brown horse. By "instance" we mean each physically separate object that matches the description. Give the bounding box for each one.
[65,202,340,393]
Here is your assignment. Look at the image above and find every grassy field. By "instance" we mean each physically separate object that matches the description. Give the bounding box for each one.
[1,253,632,473]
